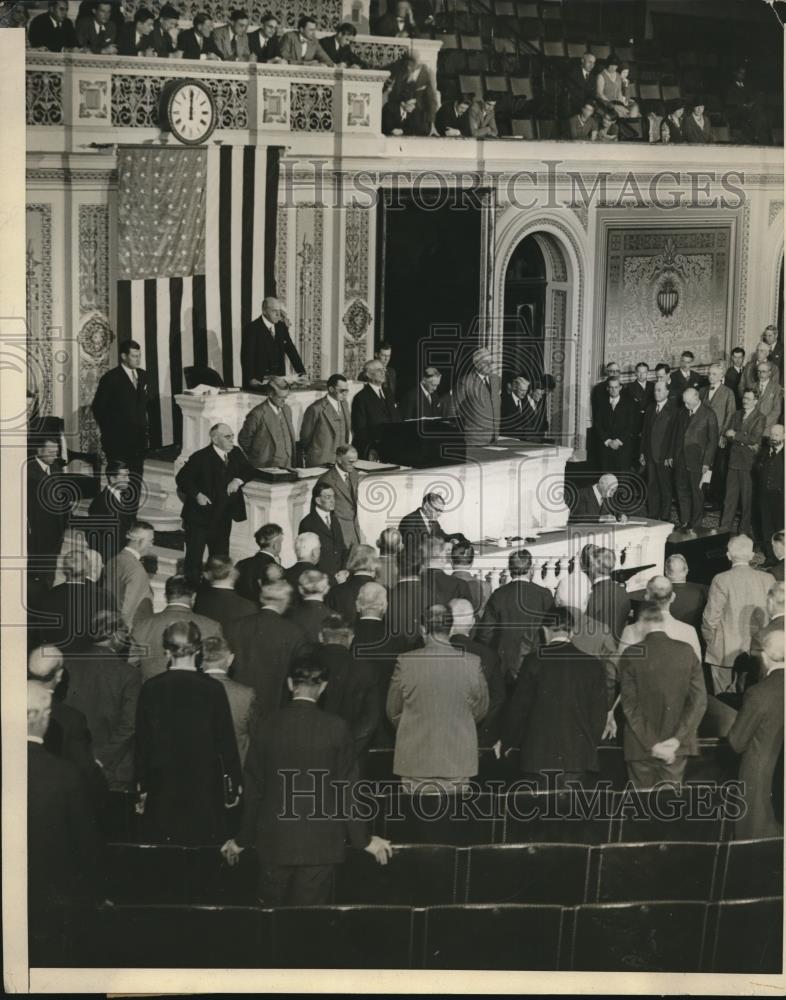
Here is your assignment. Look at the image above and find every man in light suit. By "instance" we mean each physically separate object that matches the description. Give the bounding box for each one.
[105,521,155,629]
[175,423,258,585]
[317,445,362,548]
[351,359,401,458]
[640,380,678,520]
[702,534,776,695]
[202,635,256,765]
[619,602,707,788]
[238,378,297,469]
[753,361,784,436]
[700,363,737,505]
[667,387,719,531]
[279,15,334,65]
[720,389,766,537]
[299,373,352,466]
[387,604,489,793]
[131,575,223,682]
[456,347,502,448]
[212,8,255,61]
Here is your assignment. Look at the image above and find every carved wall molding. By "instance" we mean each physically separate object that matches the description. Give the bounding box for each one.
[275,204,289,304]
[295,205,324,379]
[343,298,372,378]
[737,201,752,342]
[346,91,371,128]
[111,74,248,128]
[78,78,109,120]
[27,167,117,183]
[568,204,589,231]
[290,82,333,132]
[769,200,784,226]
[78,315,114,451]
[344,206,370,301]
[26,203,54,416]
[119,0,342,31]
[26,70,63,125]
[78,205,110,315]
[353,39,409,68]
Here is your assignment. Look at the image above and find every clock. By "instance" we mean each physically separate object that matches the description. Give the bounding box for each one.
[160,79,217,145]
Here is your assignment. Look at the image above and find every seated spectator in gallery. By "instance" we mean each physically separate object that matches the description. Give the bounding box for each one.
[568,101,597,140]
[682,99,713,144]
[468,96,498,138]
[135,621,242,846]
[595,54,639,119]
[726,65,771,146]
[320,21,367,67]
[728,630,784,840]
[559,50,597,123]
[29,2,78,52]
[592,110,619,142]
[288,570,332,644]
[434,94,472,137]
[387,55,438,130]
[279,15,334,66]
[660,100,686,143]
[212,8,255,62]
[63,610,141,791]
[149,3,179,57]
[76,0,124,29]
[175,12,221,60]
[194,556,257,634]
[75,1,118,54]
[382,93,424,137]
[664,554,708,632]
[246,11,284,62]
[725,346,747,404]
[376,0,419,37]
[118,12,157,63]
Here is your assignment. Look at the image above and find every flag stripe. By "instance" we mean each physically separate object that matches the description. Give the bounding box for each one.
[193,273,207,369]
[179,275,194,372]
[117,280,132,343]
[252,148,267,317]
[204,146,221,379]
[218,146,234,387]
[169,276,183,445]
[143,279,162,449]
[229,147,244,388]
[264,146,280,295]
[241,145,255,332]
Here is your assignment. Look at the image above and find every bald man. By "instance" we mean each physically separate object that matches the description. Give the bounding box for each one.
[175,423,258,585]
[456,348,502,448]
[667,387,719,531]
[241,296,307,389]
[569,474,626,523]
[618,576,701,662]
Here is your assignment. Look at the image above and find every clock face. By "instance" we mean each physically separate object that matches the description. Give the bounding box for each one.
[167,81,217,145]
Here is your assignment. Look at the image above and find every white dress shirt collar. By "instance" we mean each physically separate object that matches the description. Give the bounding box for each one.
[35,456,51,474]
[326,393,341,413]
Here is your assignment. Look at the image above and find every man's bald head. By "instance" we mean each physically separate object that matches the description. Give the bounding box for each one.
[727,534,754,565]
[27,680,52,739]
[645,575,674,608]
[770,425,784,446]
[762,629,785,673]
[448,597,475,633]
[766,581,785,619]
[598,473,618,499]
[27,646,64,687]
[665,554,688,581]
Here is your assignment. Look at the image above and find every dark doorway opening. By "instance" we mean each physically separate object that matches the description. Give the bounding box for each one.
[376,189,484,400]
[502,234,547,390]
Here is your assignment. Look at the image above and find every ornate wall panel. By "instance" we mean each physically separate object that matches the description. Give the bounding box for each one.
[295,206,324,380]
[78,206,112,452]
[290,82,333,132]
[342,206,372,377]
[26,204,54,416]
[353,39,409,68]
[26,70,63,125]
[549,288,567,434]
[275,205,289,304]
[604,227,732,368]
[120,0,342,30]
[111,74,248,128]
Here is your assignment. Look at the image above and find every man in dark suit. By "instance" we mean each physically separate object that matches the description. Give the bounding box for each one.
[725,347,747,406]
[135,621,242,845]
[626,362,654,457]
[117,8,156,56]
[664,554,708,632]
[148,3,178,57]
[234,523,285,603]
[248,12,286,62]
[284,533,321,592]
[585,546,631,644]
[351,358,401,458]
[590,361,621,419]
[29,1,78,51]
[720,390,766,537]
[450,541,490,616]
[226,580,310,719]
[560,50,598,123]
[434,95,472,136]
[500,376,531,440]
[386,555,425,649]
[398,490,467,561]
[314,615,382,755]
[195,556,257,632]
[288,570,333,644]
[756,424,785,563]
[325,544,377,623]
[569,473,625,524]
[456,347,502,448]
[201,635,256,766]
[401,367,444,421]
[667,387,719,531]
[75,1,118,53]
[91,339,148,514]
[728,630,784,839]
[619,602,707,788]
[32,550,115,654]
[449,598,506,747]
[475,549,554,682]
[317,445,361,548]
[221,660,392,905]
[87,460,136,565]
[62,610,141,790]
[762,325,784,381]
[382,94,428,136]
[669,351,708,399]
[501,606,607,786]
[594,376,637,472]
[27,436,68,585]
[300,374,352,466]
[176,12,221,59]
[240,298,306,389]
[298,482,348,579]
[376,1,418,37]
[27,680,102,967]
[421,538,472,608]
[175,423,258,586]
[319,21,367,66]
[640,380,678,520]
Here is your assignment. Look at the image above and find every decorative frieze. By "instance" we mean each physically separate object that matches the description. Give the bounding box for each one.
[111,73,248,128]
[26,204,54,416]
[26,70,63,125]
[290,82,333,132]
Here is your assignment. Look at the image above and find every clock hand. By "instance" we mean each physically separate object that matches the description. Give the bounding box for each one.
[189,89,193,120]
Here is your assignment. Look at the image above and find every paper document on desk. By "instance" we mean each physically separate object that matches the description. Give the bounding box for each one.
[700,470,712,486]
[257,467,293,475]
[294,467,329,478]
[482,446,509,452]
[354,459,400,472]
[184,384,221,396]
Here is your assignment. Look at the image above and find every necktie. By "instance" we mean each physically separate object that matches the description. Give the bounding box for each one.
[772,447,777,457]
[231,36,238,57]
[131,370,138,389]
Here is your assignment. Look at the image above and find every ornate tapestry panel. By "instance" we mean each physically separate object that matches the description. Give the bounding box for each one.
[295,206,324,380]
[604,227,732,369]
[26,204,54,416]
[120,0,342,30]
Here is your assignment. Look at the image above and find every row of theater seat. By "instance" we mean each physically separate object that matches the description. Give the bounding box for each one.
[102,838,783,908]
[104,785,750,847]
[49,895,783,971]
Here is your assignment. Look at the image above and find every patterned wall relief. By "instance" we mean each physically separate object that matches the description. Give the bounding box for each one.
[343,299,372,379]
[26,70,63,125]
[549,288,567,434]
[295,206,324,380]
[353,39,409,69]
[275,205,289,303]
[768,200,784,227]
[111,75,248,128]
[78,205,111,451]
[120,0,342,31]
[290,82,333,132]
[343,207,372,377]
[604,227,732,368]
[26,204,54,417]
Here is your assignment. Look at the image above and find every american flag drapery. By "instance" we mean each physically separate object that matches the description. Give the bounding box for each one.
[116,144,281,448]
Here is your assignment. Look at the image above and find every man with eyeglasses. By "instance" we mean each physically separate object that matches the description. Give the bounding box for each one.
[300,374,352,467]
[754,361,784,437]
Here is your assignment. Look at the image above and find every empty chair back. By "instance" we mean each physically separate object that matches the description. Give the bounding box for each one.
[424,904,564,969]
[335,844,459,906]
[591,842,720,903]
[466,844,591,905]
[708,897,783,973]
[718,839,784,901]
[272,906,415,969]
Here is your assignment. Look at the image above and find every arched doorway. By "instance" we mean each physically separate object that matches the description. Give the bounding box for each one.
[502,231,571,440]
